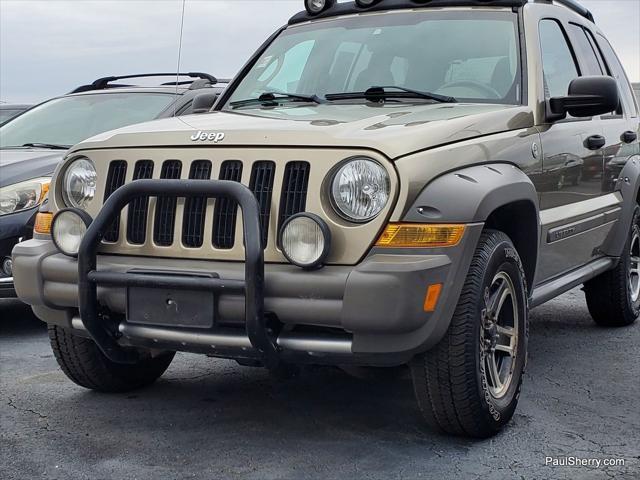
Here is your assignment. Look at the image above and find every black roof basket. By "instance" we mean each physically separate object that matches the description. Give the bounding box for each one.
[289,0,594,25]
[70,72,219,94]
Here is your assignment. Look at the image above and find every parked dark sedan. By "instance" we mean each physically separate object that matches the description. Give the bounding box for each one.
[0,72,228,297]
[0,104,32,124]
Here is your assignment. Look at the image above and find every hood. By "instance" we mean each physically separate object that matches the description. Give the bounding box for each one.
[0,149,64,187]
[73,102,534,159]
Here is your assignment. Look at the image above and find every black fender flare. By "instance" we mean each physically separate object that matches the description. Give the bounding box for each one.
[403,162,540,228]
[602,155,640,257]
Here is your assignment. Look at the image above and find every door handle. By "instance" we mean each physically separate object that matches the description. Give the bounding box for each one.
[585,135,606,150]
[621,131,638,143]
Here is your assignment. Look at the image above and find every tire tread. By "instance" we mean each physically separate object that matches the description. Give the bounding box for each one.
[49,326,174,393]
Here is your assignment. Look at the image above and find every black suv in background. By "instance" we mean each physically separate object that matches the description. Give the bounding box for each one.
[0,72,228,297]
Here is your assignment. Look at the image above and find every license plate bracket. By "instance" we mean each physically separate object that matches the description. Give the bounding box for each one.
[126,270,216,329]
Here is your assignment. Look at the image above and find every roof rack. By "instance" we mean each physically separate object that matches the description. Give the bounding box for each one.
[70,72,219,94]
[545,0,594,22]
[289,0,594,25]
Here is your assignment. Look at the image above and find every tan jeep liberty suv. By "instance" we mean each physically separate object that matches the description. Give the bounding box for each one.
[12,0,640,438]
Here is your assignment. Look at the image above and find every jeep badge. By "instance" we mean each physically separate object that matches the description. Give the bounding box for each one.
[190,131,225,143]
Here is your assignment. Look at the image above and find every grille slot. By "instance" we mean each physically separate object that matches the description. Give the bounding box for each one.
[212,160,243,249]
[127,160,154,245]
[249,161,276,249]
[153,160,182,246]
[182,160,212,248]
[278,161,310,233]
[103,161,127,242]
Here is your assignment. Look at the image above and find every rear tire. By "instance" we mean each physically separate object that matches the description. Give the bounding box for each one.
[584,207,640,327]
[49,325,174,392]
[410,230,528,438]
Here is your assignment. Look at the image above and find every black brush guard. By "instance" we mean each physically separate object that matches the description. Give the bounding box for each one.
[77,179,280,369]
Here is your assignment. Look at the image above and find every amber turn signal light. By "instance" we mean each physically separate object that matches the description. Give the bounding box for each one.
[40,183,50,203]
[423,283,443,312]
[34,212,53,235]
[375,223,465,248]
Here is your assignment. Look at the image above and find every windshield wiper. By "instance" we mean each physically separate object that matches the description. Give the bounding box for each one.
[230,91,326,108]
[21,143,70,150]
[326,86,457,104]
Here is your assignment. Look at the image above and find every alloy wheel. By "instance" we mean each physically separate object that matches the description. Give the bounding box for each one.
[481,271,519,399]
[629,228,640,303]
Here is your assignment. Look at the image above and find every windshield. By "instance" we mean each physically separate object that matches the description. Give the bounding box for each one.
[0,92,176,148]
[226,10,521,107]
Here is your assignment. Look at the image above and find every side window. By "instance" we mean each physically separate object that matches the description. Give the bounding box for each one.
[567,24,603,76]
[539,20,580,98]
[583,29,607,74]
[595,34,639,118]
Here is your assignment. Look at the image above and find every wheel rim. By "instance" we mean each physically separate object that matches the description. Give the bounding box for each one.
[629,229,640,303]
[481,271,519,399]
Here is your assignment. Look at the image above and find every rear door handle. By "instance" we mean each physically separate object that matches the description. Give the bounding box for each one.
[585,135,606,150]
[621,131,637,143]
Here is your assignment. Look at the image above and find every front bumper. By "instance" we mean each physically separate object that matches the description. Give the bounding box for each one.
[12,180,482,366]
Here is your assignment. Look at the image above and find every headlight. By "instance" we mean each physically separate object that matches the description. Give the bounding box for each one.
[51,209,92,257]
[331,157,390,222]
[62,157,97,210]
[279,213,331,269]
[0,178,50,216]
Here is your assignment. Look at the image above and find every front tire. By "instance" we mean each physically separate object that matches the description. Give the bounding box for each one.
[584,207,640,327]
[410,230,528,438]
[49,326,174,392]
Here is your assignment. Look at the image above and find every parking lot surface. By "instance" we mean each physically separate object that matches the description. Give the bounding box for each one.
[1,288,638,480]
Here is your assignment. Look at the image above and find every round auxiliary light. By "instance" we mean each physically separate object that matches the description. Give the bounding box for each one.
[305,0,335,15]
[62,157,97,210]
[279,213,331,270]
[355,0,382,7]
[51,208,92,257]
[331,157,390,223]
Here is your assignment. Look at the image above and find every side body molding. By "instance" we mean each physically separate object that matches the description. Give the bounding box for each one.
[403,163,540,226]
[601,156,640,257]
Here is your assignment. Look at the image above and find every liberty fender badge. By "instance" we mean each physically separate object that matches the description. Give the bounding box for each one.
[190,131,225,143]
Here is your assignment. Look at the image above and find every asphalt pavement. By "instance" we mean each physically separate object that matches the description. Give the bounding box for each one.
[1,288,639,480]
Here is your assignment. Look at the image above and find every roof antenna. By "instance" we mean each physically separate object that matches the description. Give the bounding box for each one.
[174,0,187,116]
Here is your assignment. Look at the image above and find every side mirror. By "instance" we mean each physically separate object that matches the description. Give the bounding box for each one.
[192,92,218,114]
[548,76,619,120]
